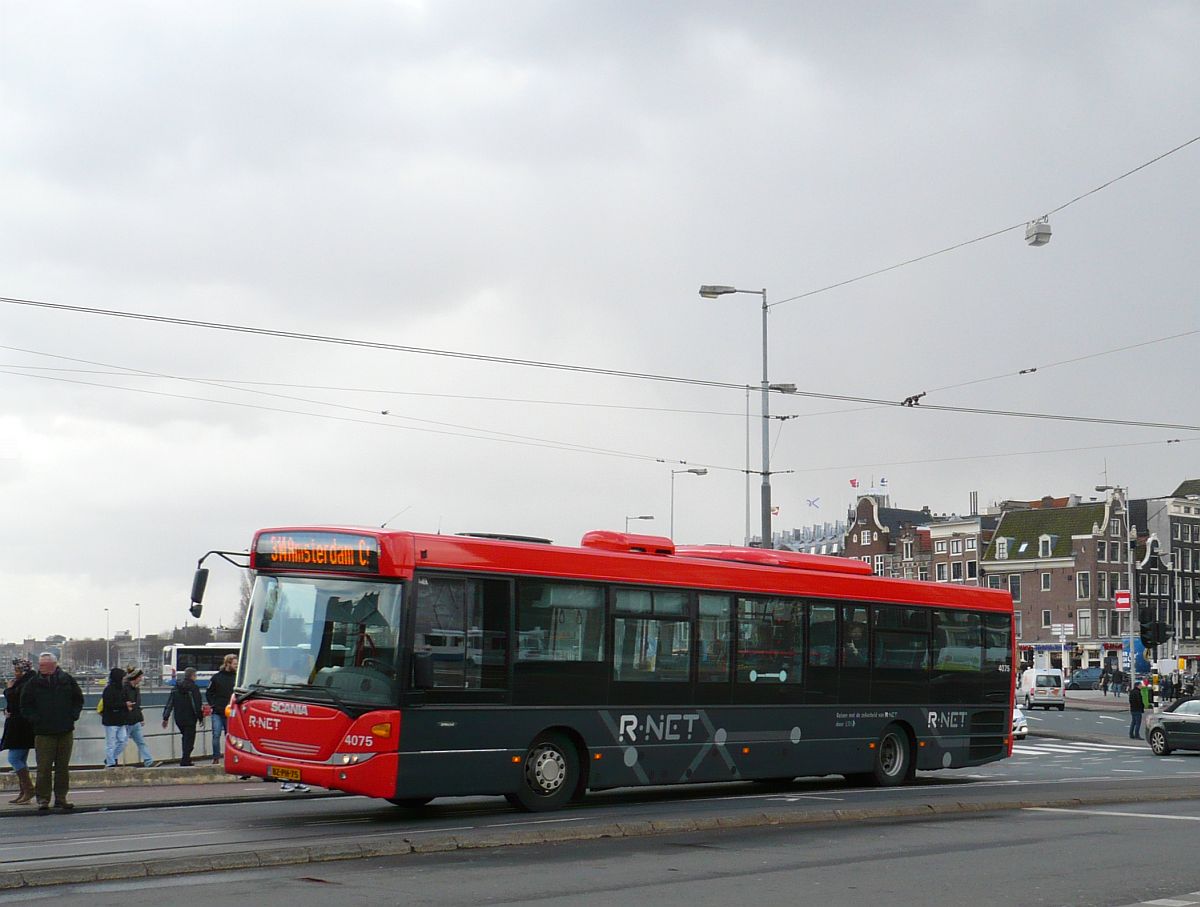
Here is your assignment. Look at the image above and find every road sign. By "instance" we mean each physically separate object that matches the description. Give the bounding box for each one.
[1050,624,1075,636]
[1115,590,1131,611]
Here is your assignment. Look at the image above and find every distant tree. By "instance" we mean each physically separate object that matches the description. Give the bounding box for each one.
[168,624,215,645]
[230,570,253,634]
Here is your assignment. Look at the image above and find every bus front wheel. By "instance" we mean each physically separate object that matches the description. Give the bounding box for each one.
[505,731,579,812]
[871,724,912,787]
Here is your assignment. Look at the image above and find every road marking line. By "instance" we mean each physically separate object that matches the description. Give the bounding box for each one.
[1026,807,1200,823]
[1111,769,1143,773]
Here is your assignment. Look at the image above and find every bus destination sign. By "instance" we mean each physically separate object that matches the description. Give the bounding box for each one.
[256,532,380,574]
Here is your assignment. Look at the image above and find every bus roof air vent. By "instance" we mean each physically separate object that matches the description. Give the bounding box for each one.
[456,532,553,545]
[673,545,874,575]
[581,530,676,556]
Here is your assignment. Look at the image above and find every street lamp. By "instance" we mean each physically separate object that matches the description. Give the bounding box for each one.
[104,607,110,669]
[1097,485,1137,677]
[135,602,142,674]
[699,285,795,548]
[625,515,654,533]
[670,468,708,538]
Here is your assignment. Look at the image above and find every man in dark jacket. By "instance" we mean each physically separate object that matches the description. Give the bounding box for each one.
[205,654,237,765]
[162,667,203,766]
[20,652,84,811]
[1129,681,1146,739]
[121,669,159,768]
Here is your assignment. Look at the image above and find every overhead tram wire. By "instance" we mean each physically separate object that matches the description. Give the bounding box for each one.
[0,367,744,473]
[767,133,1200,309]
[1,299,1198,432]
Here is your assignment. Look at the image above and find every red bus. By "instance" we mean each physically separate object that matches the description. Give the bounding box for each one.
[194,527,1015,811]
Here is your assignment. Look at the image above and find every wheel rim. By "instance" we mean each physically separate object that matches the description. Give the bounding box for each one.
[879,732,904,778]
[526,744,568,795]
[1151,731,1166,754]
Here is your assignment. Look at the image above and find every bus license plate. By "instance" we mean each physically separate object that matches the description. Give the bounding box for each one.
[269,766,302,782]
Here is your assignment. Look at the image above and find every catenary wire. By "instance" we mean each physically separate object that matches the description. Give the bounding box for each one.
[1,298,1196,432]
[769,133,1200,308]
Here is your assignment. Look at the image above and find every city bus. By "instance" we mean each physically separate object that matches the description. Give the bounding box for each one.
[161,642,241,688]
[199,527,1015,812]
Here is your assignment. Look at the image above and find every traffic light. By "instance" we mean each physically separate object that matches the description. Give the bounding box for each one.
[1140,617,1175,650]
[1139,608,1156,649]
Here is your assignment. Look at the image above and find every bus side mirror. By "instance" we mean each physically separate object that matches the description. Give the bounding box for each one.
[413,652,434,690]
[189,568,209,618]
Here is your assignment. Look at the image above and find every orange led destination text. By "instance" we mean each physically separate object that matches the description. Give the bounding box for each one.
[265,535,375,568]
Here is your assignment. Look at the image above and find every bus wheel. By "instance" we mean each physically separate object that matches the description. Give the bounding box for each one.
[871,724,912,787]
[387,797,432,808]
[505,731,579,812]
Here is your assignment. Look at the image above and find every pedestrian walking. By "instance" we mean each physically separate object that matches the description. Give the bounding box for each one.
[121,668,159,767]
[20,652,84,812]
[1,658,37,805]
[1129,680,1146,740]
[100,667,129,767]
[1101,670,1110,697]
[162,667,203,766]
[205,653,237,765]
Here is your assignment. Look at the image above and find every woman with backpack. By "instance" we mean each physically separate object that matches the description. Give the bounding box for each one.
[100,667,129,767]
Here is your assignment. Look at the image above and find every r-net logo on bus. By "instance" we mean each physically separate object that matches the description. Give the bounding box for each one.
[617,712,702,743]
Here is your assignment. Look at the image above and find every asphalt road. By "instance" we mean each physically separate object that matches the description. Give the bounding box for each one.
[12,796,1200,906]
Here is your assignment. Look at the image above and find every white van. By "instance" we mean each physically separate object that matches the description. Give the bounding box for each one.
[1019,667,1065,711]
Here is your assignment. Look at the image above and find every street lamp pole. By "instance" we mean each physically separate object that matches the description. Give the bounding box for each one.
[671,468,708,538]
[625,515,654,533]
[104,607,110,669]
[700,285,795,549]
[135,602,142,674]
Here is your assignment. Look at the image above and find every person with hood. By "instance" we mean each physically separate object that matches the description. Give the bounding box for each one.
[162,666,203,766]
[100,667,129,767]
[20,652,84,811]
[121,668,159,768]
[1,658,37,805]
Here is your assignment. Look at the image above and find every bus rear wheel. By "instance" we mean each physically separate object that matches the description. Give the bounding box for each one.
[505,731,579,812]
[871,724,912,787]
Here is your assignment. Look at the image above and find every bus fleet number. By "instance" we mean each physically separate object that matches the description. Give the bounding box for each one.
[344,735,374,748]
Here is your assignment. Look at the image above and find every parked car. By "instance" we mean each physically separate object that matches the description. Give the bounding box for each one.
[1065,667,1104,691]
[1146,698,1200,755]
[1012,706,1028,740]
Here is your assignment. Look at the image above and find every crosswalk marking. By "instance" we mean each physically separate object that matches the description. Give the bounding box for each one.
[1013,739,1146,757]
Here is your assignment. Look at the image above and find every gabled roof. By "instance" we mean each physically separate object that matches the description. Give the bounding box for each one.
[877,507,932,535]
[1172,479,1200,497]
[982,503,1105,561]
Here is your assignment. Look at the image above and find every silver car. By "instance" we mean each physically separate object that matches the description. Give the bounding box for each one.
[1146,698,1200,755]
[1012,706,1028,740]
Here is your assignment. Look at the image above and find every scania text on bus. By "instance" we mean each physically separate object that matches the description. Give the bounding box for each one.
[201,527,1015,811]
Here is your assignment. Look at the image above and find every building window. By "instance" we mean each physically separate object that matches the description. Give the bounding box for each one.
[874,554,885,574]
[1175,523,1182,540]
[966,537,977,551]
[1097,609,1107,638]
[1009,574,1022,603]
[1111,520,1121,536]
[1078,610,1091,637]
[1077,572,1090,600]
[1014,611,1022,639]
[1139,573,1148,595]
[951,539,963,555]
[903,540,913,560]
[997,538,1009,560]
[935,540,947,554]
[1097,571,1108,600]
[1041,572,1051,592]
[851,533,858,544]
[1110,610,1122,637]
[1111,541,1121,563]
[1111,571,1122,593]
[936,563,948,582]
[951,561,963,581]
[1096,540,1106,561]
[967,560,978,580]
[1185,548,1194,572]
[1039,536,1053,558]
[987,575,1002,589]
[1185,577,1194,603]
[1149,574,1159,596]
[919,565,929,581]
[1041,609,1051,628]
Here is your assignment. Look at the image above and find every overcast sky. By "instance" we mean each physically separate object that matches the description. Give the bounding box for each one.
[2,1,1197,643]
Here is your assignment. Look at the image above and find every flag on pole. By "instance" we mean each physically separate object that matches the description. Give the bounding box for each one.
[849,478,859,488]
[880,476,889,487]
[770,506,780,516]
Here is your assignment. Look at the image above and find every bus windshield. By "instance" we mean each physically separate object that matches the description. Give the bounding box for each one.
[240,575,403,706]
